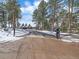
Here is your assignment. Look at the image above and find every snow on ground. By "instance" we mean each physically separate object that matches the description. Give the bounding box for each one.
[39,30,56,36]
[0,29,29,43]
[38,30,79,43]
[0,29,79,43]
[61,36,79,42]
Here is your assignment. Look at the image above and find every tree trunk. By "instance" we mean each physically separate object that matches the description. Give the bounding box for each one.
[13,12,15,36]
[68,0,73,33]
[52,0,57,31]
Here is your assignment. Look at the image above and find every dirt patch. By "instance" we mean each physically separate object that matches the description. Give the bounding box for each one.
[0,36,79,59]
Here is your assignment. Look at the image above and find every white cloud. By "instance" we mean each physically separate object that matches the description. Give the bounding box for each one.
[20,6,35,15]
[20,0,48,15]
[44,0,49,2]
[20,0,48,26]
[20,1,35,15]
[35,0,49,2]
[24,1,31,7]
[33,0,41,9]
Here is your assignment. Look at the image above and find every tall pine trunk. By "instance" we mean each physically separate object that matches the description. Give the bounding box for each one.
[52,0,57,31]
[68,0,74,33]
[13,11,16,36]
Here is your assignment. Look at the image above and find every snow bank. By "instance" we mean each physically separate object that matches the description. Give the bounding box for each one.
[38,30,79,43]
[0,37,23,43]
[0,29,29,43]
[61,36,79,42]
[61,39,79,43]
[39,30,56,36]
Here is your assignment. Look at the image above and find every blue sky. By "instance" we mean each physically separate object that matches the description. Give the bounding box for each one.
[18,0,48,27]
[18,0,41,27]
